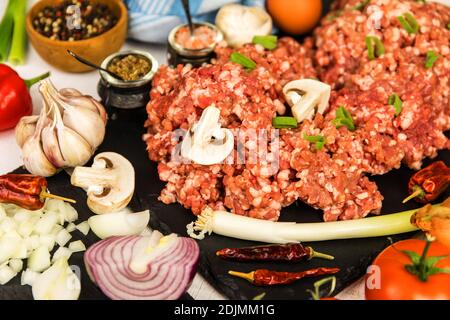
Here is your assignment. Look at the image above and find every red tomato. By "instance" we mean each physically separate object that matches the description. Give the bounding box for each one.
[365,239,450,300]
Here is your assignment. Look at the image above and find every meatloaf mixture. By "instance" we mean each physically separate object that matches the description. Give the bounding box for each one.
[144,0,449,222]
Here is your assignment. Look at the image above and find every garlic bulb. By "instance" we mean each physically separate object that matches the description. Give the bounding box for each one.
[16,79,107,177]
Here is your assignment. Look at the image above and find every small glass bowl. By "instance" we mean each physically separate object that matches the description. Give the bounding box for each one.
[97,50,159,109]
[167,22,223,67]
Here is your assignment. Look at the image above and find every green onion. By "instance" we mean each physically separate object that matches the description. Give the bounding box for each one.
[8,0,27,65]
[0,0,15,61]
[230,52,257,71]
[187,205,422,243]
[272,116,298,129]
[332,106,355,131]
[388,93,403,116]
[397,12,419,34]
[424,50,439,69]
[252,35,278,50]
[447,23,450,30]
[327,9,343,21]
[303,133,326,151]
[353,0,370,11]
[365,36,385,60]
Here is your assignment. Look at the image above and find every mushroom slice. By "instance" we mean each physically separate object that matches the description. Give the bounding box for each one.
[181,105,234,166]
[282,79,331,123]
[70,152,135,214]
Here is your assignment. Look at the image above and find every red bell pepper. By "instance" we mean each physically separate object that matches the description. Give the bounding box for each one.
[0,64,49,131]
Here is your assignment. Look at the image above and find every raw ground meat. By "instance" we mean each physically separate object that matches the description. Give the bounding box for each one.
[144,0,449,221]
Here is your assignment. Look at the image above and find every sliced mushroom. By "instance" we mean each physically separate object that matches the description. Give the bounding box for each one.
[282,79,331,123]
[70,152,135,214]
[181,105,234,165]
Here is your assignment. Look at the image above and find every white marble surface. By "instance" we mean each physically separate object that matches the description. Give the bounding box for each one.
[1,0,409,300]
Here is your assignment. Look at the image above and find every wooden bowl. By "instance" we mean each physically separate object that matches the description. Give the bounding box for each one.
[26,0,128,73]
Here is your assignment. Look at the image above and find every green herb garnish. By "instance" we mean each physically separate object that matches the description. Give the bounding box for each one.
[252,35,278,50]
[272,116,298,129]
[230,52,257,71]
[388,93,403,116]
[327,9,343,21]
[365,36,385,60]
[447,23,450,30]
[353,0,370,11]
[424,50,439,69]
[397,12,419,34]
[303,133,326,151]
[332,106,355,131]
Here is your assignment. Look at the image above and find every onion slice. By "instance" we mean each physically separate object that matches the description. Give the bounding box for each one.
[84,233,199,300]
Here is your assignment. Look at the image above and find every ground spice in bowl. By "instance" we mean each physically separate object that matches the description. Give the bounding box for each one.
[107,54,152,81]
[32,0,118,41]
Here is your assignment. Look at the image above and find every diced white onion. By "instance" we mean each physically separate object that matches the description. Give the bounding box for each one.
[34,213,58,235]
[52,247,72,263]
[21,269,40,286]
[9,259,23,273]
[68,240,86,253]
[65,223,76,233]
[39,235,56,252]
[56,229,72,247]
[0,265,17,285]
[28,246,51,272]
[75,221,90,236]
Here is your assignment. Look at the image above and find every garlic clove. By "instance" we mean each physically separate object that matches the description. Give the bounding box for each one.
[22,136,58,177]
[15,115,39,148]
[62,106,106,149]
[58,88,82,97]
[41,122,67,168]
[56,125,93,167]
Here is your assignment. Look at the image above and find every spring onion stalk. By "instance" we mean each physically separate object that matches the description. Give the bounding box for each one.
[0,0,15,61]
[388,93,403,116]
[187,206,425,244]
[8,0,27,65]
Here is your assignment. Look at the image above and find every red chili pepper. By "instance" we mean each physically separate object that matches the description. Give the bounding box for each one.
[0,64,50,131]
[0,174,75,210]
[216,243,334,262]
[228,267,340,286]
[403,161,450,204]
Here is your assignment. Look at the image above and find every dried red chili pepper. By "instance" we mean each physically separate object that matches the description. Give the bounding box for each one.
[216,243,334,262]
[0,174,75,210]
[403,161,450,204]
[228,267,340,286]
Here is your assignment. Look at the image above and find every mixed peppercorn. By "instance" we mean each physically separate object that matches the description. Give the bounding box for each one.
[32,0,118,41]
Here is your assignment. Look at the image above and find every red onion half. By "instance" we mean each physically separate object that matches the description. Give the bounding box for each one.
[84,234,199,300]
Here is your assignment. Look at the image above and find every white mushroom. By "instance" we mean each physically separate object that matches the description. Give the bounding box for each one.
[70,152,135,214]
[282,79,331,123]
[181,105,234,166]
[215,3,272,48]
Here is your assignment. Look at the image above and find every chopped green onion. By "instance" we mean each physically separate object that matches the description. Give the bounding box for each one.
[415,0,426,3]
[272,116,298,129]
[0,0,15,61]
[353,0,370,11]
[303,133,326,151]
[447,23,450,30]
[397,12,419,34]
[252,35,278,50]
[332,106,355,131]
[327,9,343,21]
[388,93,403,116]
[365,36,385,60]
[230,52,257,71]
[8,0,27,65]
[424,50,439,69]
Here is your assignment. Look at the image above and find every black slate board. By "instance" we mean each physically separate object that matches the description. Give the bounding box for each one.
[7,107,448,300]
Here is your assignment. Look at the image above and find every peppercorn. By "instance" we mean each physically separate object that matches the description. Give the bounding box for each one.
[32,0,118,41]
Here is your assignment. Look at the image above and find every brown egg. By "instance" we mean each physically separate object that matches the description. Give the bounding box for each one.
[267,0,322,35]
